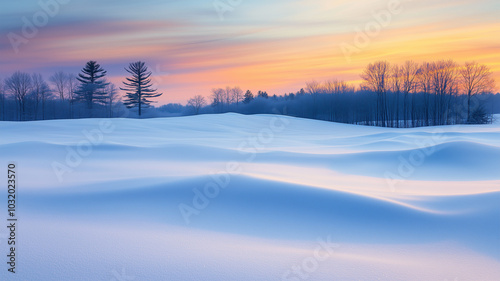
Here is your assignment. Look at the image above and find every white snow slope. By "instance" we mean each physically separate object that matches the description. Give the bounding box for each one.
[0,113,499,281]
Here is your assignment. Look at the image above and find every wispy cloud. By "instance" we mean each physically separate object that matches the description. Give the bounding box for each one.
[0,0,498,102]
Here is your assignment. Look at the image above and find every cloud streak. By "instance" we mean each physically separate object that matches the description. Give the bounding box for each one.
[0,0,498,103]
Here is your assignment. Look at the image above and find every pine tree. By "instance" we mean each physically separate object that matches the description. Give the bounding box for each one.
[243,90,253,104]
[74,61,109,109]
[469,106,489,124]
[257,90,268,98]
[121,61,162,116]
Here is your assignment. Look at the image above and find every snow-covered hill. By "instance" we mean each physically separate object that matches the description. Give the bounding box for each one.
[1,114,499,280]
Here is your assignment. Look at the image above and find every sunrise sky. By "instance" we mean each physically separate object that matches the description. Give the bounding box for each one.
[1,0,499,104]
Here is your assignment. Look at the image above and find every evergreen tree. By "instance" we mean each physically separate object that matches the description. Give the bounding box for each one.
[257,90,268,99]
[121,61,162,116]
[243,90,254,104]
[469,106,489,124]
[74,61,109,109]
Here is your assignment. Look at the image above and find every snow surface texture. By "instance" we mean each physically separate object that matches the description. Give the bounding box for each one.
[0,113,499,281]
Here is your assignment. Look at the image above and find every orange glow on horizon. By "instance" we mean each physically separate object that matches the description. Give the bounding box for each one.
[0,0,499,104]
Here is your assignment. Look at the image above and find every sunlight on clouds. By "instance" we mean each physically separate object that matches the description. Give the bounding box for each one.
[0,0,498,102]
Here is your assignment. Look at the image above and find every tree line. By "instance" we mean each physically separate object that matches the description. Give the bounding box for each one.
[0,59,497,127]
[0,60,161,121]
[359,60,495,127]
[187,60,496,127]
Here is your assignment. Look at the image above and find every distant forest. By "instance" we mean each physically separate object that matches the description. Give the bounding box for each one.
[0,60,498,127]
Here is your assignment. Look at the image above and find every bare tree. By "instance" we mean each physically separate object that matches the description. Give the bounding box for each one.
[323,79,351,122]
[31,73,50,119]
[334,80,352,94]
[306,80,322,118]
[401,61,419,127]
[211,88,224,112]
[459,61,495,122]
[417,62,433,126]
[361,61,390,126]
[50,71,67,101]
[232,86,243,108]
[66,73,77,118]
[223,86,233,110]
[5,71,32,120]
[431,60,458,125]
[306,80,322,94]
[187,95,207,115]
[390,65,402,127]
[106,82,119,117]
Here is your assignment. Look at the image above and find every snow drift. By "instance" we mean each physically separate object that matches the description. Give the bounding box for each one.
[0,114,499,280]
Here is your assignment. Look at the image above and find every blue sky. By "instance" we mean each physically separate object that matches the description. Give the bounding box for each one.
[1,0,499,103]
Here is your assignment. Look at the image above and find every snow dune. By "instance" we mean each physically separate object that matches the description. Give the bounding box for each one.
[0,113,499,280]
